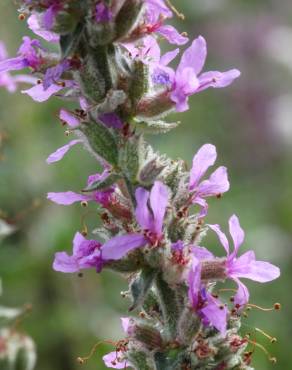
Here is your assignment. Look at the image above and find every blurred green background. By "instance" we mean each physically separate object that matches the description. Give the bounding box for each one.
[0,0,291,369]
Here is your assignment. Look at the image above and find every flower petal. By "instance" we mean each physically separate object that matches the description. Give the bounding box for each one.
[0,57,28,73]
[157,25,189,45]
[208,223,230,255]
[47,191,92,205]
[191,246,214,260]
[198,69,241,91]
[22,82,64,102]
[53,252,79,273]
[188,257,201,307]
[189,144,217,190]
[233,277,249,307]
[201,294,227,336]
[101,234,147,260]
[197,166,230,197]
[27,14,59,43]
[46,139,82,164]
[135,187,152,230]
[160,49,179,66]
[99,113,123,129]
[230,252,280,283]
[103,351,131,369]
[228,214,245,257]
[192,196,209,217]
[72,232,87,255]
[149,181,169,235]
[59,109,80,128]
[177,35,207,76]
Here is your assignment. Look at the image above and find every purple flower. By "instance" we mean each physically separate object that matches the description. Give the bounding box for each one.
[99,112,123,129]
[46,139,83,164]
[59,109,80,128]
[208,215,280,307]
[144,0,188,45]
[135,180,169,244]
[153,36,240,112]
[100,233,147,261]
[47,169,114,207]
[53,232,103,273]
[43,60,71,90]
[188,257,228,336]
[22,82,62,102]
[27,14,59,42]
[0,37,43,74]
[189,144,229,217]
[42,3,62,30]
[103,318,133,369]
[22,80,74,102]
[75,181,168,265]
[95,2,113,23]
[0,41,37,92]
[54,232,146,274]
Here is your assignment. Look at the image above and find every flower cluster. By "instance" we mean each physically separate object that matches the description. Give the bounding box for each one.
[1,0,280,369]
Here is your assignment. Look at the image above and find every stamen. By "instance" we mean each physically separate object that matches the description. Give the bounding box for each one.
[165,0,185,20]
[247,303,281,312]
[77,340,113,364]
[255,328,277,344]
[246,338,277,364]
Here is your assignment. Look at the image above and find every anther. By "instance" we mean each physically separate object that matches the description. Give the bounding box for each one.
[76,357,85,364]
[274,303,281,310]
[37,79,42,84]
[81,201,88,208]
[18,14,26,21]
[78,272,83,278]
[64,130,71,136]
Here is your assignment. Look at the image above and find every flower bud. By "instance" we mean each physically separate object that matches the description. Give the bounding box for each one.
[114,0,144,41]
[138,158,165,186]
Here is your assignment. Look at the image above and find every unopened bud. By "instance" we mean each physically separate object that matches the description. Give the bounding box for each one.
[139,159,165,186]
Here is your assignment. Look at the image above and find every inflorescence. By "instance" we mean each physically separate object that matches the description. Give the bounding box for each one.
[0,1,280,369]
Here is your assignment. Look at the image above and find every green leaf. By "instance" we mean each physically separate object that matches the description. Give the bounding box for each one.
[129,268,158,311]
[80,121,119,166]
[115,0,144,40]
[60,22,84,58]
